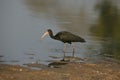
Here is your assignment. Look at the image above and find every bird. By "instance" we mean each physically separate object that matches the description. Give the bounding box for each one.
[41,29,86,58]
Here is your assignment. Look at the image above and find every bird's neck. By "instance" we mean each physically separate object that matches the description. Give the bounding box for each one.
[49,32,56,39]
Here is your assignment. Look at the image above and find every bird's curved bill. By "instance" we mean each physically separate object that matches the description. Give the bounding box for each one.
[41,31,49,39]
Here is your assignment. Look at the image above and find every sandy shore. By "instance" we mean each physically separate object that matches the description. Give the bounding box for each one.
[0,59,120,80]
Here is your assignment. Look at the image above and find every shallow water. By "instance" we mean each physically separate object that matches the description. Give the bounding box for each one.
[0,0,120,67]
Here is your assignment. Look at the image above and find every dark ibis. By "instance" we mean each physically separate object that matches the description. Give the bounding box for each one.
[41,29,86,58]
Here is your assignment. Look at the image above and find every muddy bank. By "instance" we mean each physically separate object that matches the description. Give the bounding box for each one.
[0,60,120,80]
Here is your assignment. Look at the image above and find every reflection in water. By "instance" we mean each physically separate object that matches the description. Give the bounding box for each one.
[25,0,97,35]
[91,0,120,59]
[48,61,68,68]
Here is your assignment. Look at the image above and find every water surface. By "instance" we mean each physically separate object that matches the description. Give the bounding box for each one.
[0,0,120,66]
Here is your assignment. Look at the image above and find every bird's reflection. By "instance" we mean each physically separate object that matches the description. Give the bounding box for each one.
[48,56,85,68]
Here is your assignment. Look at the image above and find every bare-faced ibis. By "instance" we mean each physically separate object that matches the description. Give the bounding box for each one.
[41,29,86,58]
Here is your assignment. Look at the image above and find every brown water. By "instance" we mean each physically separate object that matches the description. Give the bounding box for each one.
[0,0,120,66]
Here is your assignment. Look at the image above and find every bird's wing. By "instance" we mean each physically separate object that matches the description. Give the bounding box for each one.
[55,31,82,42]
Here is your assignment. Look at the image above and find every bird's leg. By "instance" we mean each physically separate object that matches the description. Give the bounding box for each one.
[71,43,75,57]
[63,43,66,58]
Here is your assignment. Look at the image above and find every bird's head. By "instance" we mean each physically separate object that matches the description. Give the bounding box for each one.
[41,29,53,39]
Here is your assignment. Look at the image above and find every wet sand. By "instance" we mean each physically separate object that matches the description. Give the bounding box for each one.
[0,59,120,80]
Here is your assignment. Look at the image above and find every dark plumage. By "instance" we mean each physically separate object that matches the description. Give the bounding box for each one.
[41,29,86,58]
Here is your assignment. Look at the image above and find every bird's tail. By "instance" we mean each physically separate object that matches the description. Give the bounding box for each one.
[80,38,86,43]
